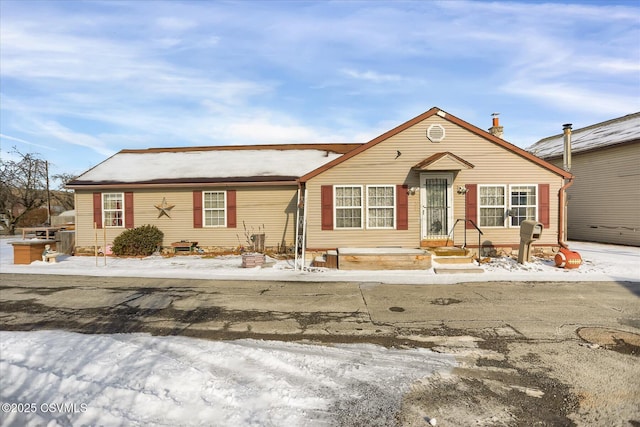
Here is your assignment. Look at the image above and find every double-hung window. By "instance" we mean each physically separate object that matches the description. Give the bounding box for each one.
[203,191,226,227]
[479,185,506,227]
[367,185,395,229]
[478,185,539,227]
[510,185,537,226]
[103,193,124,227]
[335,186,363,228]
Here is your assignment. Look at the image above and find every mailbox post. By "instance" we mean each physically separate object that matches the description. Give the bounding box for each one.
[518,220,543,264]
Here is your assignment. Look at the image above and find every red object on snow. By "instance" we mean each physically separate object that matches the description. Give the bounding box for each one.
[555,247,582,269]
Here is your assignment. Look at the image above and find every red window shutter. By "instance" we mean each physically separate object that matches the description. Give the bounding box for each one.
[396,184,408,230]
[193,191,203,228]
[538,184,550,228]
[227,190,237,228]
[465,184,477,229]
[124,192,134,229]
[321,185,333,230]
[93,192,102,229]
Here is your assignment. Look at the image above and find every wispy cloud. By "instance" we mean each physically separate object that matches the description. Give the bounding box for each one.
[341,69,403,83]
[0,0,638,173]
[0,133,54,151]
[34,121,117,158]
[503,80,639,116]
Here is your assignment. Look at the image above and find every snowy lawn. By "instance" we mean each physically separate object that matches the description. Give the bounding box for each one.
[1,238,639,284]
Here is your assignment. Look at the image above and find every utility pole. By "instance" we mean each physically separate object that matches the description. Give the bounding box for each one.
[45,160,51,225]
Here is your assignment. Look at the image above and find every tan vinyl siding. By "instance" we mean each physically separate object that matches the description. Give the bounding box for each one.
[306,115,562,249]
[548,142,640,246]
[75,186,298,250]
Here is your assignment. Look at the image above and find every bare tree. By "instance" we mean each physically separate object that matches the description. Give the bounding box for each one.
[0,148,49,234]
[52,172,76,212]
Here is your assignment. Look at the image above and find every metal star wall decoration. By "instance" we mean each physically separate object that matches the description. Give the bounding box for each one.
[155,197,175,218]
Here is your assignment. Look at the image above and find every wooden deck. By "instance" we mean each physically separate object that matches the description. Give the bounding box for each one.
[336,248,431,270]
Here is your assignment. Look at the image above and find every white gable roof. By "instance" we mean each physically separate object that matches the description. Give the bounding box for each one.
[70,145,358,186]
[527,112,640,159]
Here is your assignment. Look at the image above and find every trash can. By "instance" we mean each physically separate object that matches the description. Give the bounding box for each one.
[518,220,543,263]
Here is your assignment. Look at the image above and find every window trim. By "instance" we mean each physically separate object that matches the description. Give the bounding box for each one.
[478,184,507,228]
[478,184,541,228]
[509,184,538,227]
[203,190,227,228]
[102,192,124,228]
[333,185,364,229]
[366,185,396,229]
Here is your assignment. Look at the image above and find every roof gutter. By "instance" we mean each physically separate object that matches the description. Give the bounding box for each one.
[66,180,299,190]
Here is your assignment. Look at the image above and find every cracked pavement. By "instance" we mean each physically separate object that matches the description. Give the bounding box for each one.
[1,273,639,425]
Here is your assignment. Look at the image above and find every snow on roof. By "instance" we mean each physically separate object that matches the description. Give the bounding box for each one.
[71,145,354,185]
[527,112,640,159]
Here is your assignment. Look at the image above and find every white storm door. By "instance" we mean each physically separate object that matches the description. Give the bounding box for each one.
[420,173,453,239]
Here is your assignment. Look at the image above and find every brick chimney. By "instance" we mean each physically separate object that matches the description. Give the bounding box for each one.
[488,113,504,139]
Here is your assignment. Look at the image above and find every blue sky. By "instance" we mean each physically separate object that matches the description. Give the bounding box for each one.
[1,0,639,178]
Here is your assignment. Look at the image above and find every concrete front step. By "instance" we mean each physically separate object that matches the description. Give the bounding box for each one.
[434,265,484,274]
[434,255,476,265]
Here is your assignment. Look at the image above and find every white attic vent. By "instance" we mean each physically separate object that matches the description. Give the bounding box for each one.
[427,124,446,142]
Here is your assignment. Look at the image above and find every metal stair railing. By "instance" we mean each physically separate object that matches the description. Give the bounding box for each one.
[447,218,484,258]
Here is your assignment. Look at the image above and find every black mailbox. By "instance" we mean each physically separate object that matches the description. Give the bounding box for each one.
[518,220,543,263]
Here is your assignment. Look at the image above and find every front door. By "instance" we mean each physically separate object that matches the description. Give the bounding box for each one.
[421,173,453,240]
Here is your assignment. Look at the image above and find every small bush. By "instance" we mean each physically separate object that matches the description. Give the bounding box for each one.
[112,225,164,256]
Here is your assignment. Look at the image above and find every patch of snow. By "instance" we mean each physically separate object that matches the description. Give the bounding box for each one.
[1,238,638,284]
[0,331,455,426]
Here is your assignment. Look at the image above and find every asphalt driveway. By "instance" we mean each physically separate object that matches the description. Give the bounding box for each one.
[1,274,639,426]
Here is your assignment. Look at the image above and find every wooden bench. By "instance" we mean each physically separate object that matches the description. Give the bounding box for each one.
[171,241,198,253]
[22,226,60,240]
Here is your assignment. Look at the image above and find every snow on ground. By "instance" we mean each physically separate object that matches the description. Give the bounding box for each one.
[1,238,638,284]
[0,238,638,426]
[0,331,454,427]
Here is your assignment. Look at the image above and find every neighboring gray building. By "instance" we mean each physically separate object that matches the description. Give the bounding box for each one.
[528,112,640,246]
